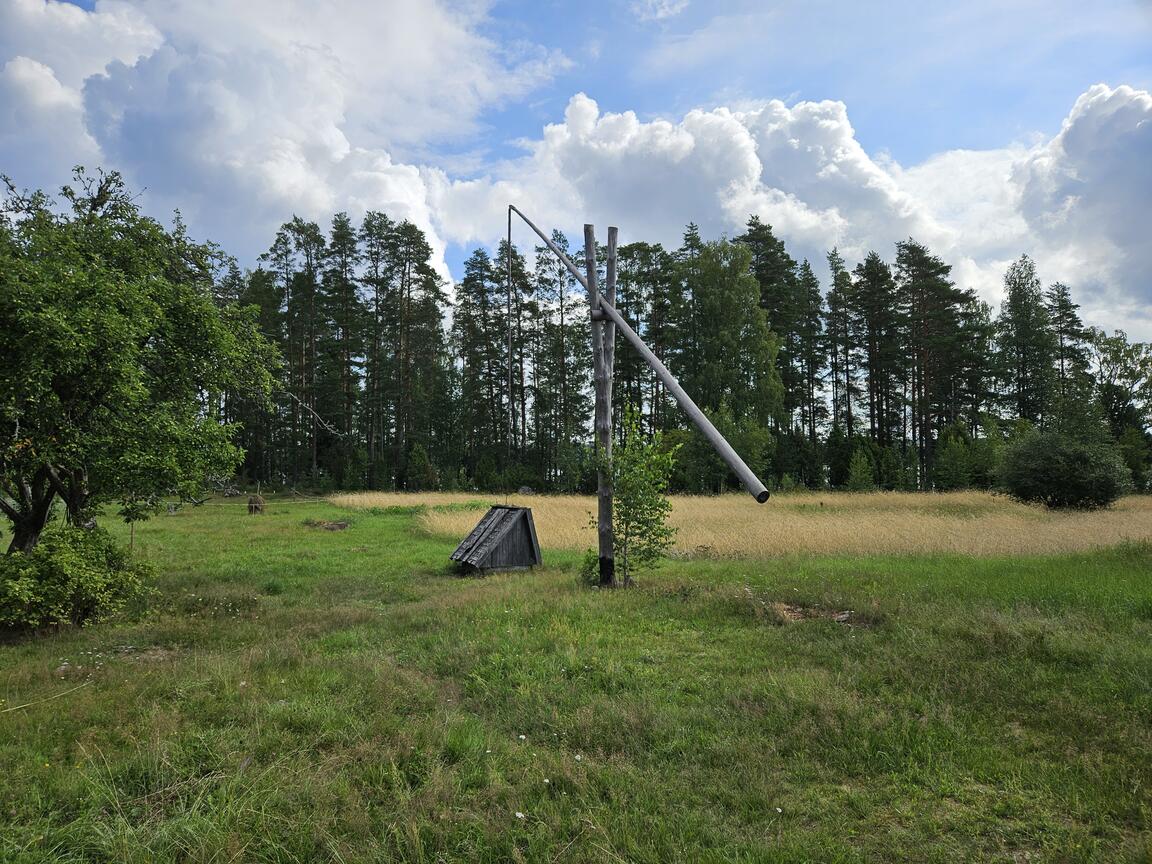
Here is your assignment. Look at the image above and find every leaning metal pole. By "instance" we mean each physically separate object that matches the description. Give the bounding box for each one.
[508,205,770,504]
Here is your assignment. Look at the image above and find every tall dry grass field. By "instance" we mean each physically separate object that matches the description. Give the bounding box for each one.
[331,490,1152,557]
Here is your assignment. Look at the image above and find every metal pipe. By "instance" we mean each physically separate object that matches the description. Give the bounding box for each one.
[509,205,587,287]
[507,205,770,503]
[595,299,770,503]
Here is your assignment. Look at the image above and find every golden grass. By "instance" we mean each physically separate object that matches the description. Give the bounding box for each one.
[329,490,1152,558]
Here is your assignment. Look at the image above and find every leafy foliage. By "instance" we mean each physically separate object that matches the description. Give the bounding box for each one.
[0,526,152,630]
[610,409,678,586]
[933,424,972,491]
[1,169,277,551]
[664,406,773,495]
[1000,431,1133,510]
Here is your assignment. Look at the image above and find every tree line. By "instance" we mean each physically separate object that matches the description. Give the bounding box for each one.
[223,210,1151,495]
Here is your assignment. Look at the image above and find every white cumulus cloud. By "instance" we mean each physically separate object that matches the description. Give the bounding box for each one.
[0,0,568,280]
[0,2,1147,339]
[431,86,1151,337]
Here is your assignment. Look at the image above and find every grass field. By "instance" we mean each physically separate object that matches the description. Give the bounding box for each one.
[335,490,1152,557]
[2,494,1151,862]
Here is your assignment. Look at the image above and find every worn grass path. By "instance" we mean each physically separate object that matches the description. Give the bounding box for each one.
[2,499,1150,862]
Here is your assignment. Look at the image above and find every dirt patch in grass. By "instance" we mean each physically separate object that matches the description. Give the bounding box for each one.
[302,518,351,531]
[116,645,179,663]
[761,599,859,626]
[740,587,881,628]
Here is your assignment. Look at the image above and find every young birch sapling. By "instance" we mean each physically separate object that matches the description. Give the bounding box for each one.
[607,407,679,587]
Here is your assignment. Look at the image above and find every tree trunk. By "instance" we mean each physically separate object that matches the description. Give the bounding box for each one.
[3,470,56,554]
[61,468,91,527]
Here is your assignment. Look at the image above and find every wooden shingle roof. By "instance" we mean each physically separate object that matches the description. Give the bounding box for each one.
[450,505,542,571]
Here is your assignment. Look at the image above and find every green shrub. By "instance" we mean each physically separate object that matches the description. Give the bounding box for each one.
[578,548,599,587]
[612,409,678,587]
[1000,431,1133,510]
[0,526,152,631]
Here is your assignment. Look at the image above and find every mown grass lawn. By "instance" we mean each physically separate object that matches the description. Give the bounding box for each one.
[2,498,1150,863]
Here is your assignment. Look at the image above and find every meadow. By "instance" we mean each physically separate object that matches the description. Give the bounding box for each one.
[1,493,1150,862]
[335,490,1152,557]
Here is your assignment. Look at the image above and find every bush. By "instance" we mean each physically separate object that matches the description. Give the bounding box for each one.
[1000,431,1133,510]
[578,548,599,587]
[612,409,678,587]
[0,526,152,631]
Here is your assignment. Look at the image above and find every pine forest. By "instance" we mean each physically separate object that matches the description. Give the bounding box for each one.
[221,212,1152,495]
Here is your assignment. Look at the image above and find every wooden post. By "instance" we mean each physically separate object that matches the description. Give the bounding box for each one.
[605,227,622,584]
[605,226,618,421]
[584,224,615,587]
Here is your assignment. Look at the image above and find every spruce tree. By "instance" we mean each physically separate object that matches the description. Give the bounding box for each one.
[736,217,799,429]
[846,449,876,491]
[1044,281,1089,399]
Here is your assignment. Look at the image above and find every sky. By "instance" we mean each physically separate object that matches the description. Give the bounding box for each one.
[2,0,1151,337]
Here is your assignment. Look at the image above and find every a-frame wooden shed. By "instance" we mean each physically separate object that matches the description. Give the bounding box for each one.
[450,505,542,573]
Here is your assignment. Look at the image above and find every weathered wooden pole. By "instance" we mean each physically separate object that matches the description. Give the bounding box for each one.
[584,224,615,586]
[605,226,618,417]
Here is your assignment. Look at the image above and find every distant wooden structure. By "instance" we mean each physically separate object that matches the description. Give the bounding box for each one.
[451,506,542,573]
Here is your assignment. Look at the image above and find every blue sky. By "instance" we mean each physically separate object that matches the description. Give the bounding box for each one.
[472,0,1151,164]
[3,0,1151,336]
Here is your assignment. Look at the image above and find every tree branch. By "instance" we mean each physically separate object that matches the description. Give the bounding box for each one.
[281,390,346,437]
[0,494,19,522]
[44,463,69,500]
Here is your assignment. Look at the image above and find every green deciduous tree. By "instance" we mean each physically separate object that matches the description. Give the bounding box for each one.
[611,407,678,587]
[932,426,972,491]
[1,170,277,553]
